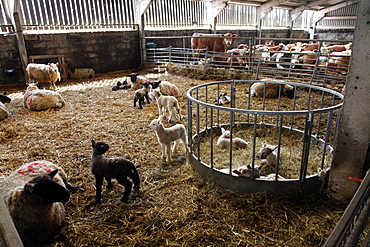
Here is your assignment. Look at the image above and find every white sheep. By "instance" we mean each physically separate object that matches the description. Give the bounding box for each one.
[23,83,65,111]
[127,73,149,90]
[26,63,61,89]
[0,160,82,246]
[151,80,181,97]
[91,140,140,203]
[216,127,249,149]
[250,79,296,99]
[150,88,182,122]
[148,117,188,162]
[214,93,231,105]
[69,67,95,79]
[255,142,278,166]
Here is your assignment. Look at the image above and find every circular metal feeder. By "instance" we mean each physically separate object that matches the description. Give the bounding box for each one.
[186,80,344,197]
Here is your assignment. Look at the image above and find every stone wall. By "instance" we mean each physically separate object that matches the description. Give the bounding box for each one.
[0,31,141,86]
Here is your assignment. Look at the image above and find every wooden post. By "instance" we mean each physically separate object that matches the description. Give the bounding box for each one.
[134,0,153,63]
[0,197,23,247]
[12,12,28,82]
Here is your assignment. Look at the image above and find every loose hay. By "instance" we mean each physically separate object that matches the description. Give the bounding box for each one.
[0,69,346,246]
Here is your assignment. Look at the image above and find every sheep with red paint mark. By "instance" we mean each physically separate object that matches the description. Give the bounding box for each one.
[0,160,83,246]
[23,83,65,111]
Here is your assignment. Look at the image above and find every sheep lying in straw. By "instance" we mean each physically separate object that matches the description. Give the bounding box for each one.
[255,142,278,166]
[23,83,65,111]
[148,116,188,162]
[232,164,265,178]
[134,81,152,109]
[249,79,296,99]
[127,73,149,90]
[0,160,83,246]
[150,88,182,122]
[91,140,140,203]
[217,127,249,149]
[26,63,61,89]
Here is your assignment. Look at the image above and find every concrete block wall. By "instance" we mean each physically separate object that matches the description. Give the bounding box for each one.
[0,31,141,86]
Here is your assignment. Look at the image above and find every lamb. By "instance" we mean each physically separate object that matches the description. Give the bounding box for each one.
[91,140,140,203]
[255,143,278,167]
[134,81,152,109]
[232,164,265,178]
[23,83,66,111]
[26,63,61,89]
[249,79,296,99]
[0,160,83,246]
[0,92,12,121]
[148,116,188,162]
[0,92,11,103]
[150,88,182,122]
[216,127,249,149]
[127,73,149,90]
[151,80,181,97]
[214,93,231,105]
[112,80,131,91]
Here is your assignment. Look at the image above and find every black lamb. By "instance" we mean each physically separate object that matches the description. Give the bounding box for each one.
[91,140,140,203]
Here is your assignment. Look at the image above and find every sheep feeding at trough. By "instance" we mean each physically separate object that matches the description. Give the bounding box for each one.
[91,140,140,203]
[148,117,188,162]
[26,63,61,89]
[23,83,65,111]
[0,160,82,246]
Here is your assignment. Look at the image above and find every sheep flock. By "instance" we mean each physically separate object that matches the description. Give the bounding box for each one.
[0,69,346,246]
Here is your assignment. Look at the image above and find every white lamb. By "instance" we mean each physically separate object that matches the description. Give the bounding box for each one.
[26,63,61,89]
[150,88,182,122]
[255,142,278,166]
[0,160,82,246]
[217,127,249,149]
[148,117,188,162]
[23,83,65,111]
[232,164,265,178]
[151,80,181,97]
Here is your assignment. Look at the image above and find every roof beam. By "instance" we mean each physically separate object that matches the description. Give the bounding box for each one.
[258,0,287,19]
[290,0,329,21]
[317,0,359,14]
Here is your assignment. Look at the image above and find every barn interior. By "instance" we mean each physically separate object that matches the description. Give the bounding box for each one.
[0,0,369,246]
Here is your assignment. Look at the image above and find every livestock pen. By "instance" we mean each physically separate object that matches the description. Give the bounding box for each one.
[143,36,351,88]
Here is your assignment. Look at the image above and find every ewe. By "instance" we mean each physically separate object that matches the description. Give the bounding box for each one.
[23,83,65,111]
[0,160,82,246]
[250,79,296,99]
[26,63,60,89]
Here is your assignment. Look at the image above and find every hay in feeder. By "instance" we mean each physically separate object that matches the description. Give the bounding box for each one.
[0,68,347,246]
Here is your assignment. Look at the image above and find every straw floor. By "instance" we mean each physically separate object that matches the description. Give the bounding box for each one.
[0,67,346,246]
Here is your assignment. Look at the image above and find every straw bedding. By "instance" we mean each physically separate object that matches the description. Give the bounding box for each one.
[0,67,346,246]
